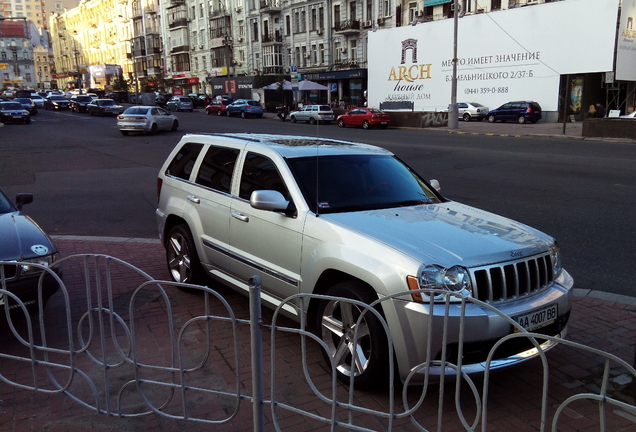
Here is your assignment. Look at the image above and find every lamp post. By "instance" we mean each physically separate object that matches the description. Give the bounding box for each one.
[223,34,233,99]
[130,39,138,104]
[72,50,82,94]
[449,0,459,129]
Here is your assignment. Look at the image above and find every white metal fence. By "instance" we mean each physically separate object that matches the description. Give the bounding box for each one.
[1,254,636,431]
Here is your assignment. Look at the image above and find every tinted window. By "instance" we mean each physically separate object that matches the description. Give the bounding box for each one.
[124,107,149,115]
[166,143,204,181]
[1,102,22,110]
[286,155,442,214]
[0,190,15,214]
[239,152,289,200]
[195,146,240,194]
[247,101,261,107]
[318,105,331,111]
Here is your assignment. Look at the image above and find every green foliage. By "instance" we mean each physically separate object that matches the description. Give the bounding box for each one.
[112,75,129,92]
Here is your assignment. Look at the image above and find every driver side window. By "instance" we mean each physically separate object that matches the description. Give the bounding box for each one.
[238,152,290,200]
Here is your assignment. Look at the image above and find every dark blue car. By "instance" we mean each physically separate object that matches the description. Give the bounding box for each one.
[487,101,542,124]
[225,99,264,118]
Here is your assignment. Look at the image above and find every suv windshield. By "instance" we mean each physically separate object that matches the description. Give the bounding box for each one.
[286,154,443,214]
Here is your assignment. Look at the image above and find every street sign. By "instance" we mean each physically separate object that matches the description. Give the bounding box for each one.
[291,65,298,73]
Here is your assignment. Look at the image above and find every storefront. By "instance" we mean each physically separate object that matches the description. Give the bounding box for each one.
[303,69,368,108]
[206,75,255,100]
[368,0,623,121]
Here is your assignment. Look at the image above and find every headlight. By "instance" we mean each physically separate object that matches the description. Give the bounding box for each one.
[407,264,472,303]
[549,242,562,279]
[20,254,57,276]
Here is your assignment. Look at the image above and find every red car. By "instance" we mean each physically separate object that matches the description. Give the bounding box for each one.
[337,107,390,129]
[205,99,230,116]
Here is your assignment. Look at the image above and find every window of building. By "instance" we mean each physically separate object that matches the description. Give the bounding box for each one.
[252,21,258,41]
[319,43,324,64]
[384,0,391,17]
[311,8,316,31]
[285,15,290,35]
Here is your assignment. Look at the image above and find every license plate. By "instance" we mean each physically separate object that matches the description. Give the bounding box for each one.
[12,115,22,118]
[380,121,387,124]
[513,304,557,332]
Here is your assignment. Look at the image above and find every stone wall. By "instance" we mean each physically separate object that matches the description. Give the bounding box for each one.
[582,119,636,139]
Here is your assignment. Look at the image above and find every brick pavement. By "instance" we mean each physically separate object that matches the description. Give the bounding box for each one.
[0,236,635,432]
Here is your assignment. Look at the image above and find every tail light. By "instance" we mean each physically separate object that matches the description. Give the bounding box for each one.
[476,109,481,113]
[157,178,163,203]
[527,107,532,113]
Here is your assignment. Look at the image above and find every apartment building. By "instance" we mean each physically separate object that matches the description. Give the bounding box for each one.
[0,18,36,89]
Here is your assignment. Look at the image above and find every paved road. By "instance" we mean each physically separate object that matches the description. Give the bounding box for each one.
[0,109,634,296]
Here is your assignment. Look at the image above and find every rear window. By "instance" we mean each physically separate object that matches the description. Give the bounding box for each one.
[531,103,541,111]
[179,97,191,102]
[472,103,484,107]
[247,101,261,106]
[318,105,331,111]
[124,107,149,115]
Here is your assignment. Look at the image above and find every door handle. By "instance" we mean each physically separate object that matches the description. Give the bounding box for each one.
[232,211,249,222]
[187,195,200,204]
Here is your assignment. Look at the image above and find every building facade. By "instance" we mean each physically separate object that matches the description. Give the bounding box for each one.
[0,18,36,89]
[46,0,636,119]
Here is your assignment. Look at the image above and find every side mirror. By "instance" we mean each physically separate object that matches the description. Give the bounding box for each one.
[15,193,33,211]
[429,179,441,192]
[251,190,296,217]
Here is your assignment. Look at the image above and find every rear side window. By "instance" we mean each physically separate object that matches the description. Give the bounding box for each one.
[318,105,331,111]
[239,152,289,200]
[166,143,203,181]
[195,146,240,194]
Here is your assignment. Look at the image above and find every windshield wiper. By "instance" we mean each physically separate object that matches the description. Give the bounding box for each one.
[392,199,431,207]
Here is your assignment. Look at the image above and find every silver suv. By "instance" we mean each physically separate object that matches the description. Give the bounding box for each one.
[288,104,334,124]
[156,133,573,388]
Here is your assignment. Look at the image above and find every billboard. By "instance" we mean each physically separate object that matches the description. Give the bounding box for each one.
[616,0,636,81]
[368,0,618,112]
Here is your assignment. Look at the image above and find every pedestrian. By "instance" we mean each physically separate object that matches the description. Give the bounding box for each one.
[594,103,606,118]
[588,104,596,118]
[339,99,345,110]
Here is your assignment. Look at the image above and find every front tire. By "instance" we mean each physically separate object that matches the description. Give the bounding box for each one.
[226,110,232,117]
[338,119,345,128]
[487,114,496,123]
[315,281,390,390]
[217,110,222,116]
[150,123,158,135]
[518,116,526,124]
[240,111,246,119]
[166,224,204,285]
[171,120,179,131]
[291,116,297,123]
[362,120,370,130]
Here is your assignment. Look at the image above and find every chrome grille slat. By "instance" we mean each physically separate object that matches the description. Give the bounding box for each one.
[470,253,554,303]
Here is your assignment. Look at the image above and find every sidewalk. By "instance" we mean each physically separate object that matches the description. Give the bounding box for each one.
[1,236,635,431]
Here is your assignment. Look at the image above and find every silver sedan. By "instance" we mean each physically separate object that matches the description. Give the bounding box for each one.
[117,106,179,135]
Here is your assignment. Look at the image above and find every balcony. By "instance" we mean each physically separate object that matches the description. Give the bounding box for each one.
[261,33,283,44]
[168,18,189,29]
[210,7,230,18]
[263,66,284,75]
[260,0,281,13]
[169,0,185,5]
[334,20,361,34]
[171,45,190,54]
[132,7,142,18]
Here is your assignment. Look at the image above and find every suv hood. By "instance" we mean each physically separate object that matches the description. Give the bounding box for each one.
[322,202,553,267]
[0,212,56,261]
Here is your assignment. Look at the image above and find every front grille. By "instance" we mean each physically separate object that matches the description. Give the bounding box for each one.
[470,253,554,303]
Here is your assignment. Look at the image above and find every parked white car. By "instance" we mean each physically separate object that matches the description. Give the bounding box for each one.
[156,133,573,388]
[445,102,490,122]
[289,104,335,124]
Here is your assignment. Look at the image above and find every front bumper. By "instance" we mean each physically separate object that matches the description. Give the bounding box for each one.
[387,269,574,382]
